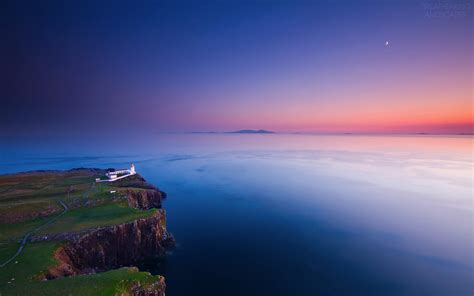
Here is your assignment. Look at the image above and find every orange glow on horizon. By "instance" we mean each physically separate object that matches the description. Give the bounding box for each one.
[189,94,472,133]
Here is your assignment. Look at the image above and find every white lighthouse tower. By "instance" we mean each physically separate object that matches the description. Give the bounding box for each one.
[130,163,136,175]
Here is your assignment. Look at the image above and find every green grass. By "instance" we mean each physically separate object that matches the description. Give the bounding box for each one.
[0,171,101,223]
[0,170,164,295]
[37,203,156,236]
[0,199,62,224]
[2,267,163,296]
[34,268,162,296]
[0,243,19,263]
[0,171,130,241]
[0,241,59,291]
[88,182,123,201]
[0,241,162,296]
[0,215,57,242]
[0,171,155,242]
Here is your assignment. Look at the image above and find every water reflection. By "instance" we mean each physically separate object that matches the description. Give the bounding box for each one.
[1,134,472,295]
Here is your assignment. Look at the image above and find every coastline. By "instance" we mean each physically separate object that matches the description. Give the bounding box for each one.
[0,168,173,295]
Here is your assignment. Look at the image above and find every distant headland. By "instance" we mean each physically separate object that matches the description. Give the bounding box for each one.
[190,129,275,134]
[228,129,275,134]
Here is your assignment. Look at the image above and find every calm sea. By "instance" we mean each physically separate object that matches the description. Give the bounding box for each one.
[1,134,472,295]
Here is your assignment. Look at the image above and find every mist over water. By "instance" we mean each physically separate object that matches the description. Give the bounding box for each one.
[1,134,472,295]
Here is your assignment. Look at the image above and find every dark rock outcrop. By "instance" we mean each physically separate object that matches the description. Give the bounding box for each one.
[113,174,166,210]
[46,210,173,279]
[126,189,164,210]
[131,277,166,296]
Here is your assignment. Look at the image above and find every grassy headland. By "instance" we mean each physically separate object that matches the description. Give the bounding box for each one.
[0,169,167,295]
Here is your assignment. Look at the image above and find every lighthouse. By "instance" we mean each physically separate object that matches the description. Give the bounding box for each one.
[96,163,137,183]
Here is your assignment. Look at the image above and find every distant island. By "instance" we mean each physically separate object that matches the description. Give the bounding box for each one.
[189,129,275,134]
[228,129,275,134]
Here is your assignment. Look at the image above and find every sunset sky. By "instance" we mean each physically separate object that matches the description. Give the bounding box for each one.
[1,0,472,136]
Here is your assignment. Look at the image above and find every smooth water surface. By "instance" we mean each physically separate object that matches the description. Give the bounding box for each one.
[1,134,472,295]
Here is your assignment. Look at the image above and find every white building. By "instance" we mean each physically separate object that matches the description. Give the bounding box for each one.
[96,163,137,182]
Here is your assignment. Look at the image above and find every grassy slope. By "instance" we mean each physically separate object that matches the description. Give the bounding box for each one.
[0,215,54,242]
[36,203,156,236]
[0,241,162,296]
[0,170,161,295]
[0,171,154,242]
[0,172,98,226]
[0,243,19,264]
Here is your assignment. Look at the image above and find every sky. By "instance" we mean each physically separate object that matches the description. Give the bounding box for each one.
[1,0,472,137]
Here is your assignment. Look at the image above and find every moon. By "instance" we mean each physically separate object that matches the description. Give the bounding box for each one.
[385,41,389,46]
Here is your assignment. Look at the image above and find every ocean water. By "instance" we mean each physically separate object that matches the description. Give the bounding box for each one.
[1,134,472,295]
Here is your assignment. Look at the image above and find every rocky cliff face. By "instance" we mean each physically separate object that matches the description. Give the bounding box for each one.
[42,173,172,295]
[126,189,164,210]
[47,210,173,279]
[131,277,166,296]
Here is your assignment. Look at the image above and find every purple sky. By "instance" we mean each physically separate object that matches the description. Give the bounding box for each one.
[1,0,472,137]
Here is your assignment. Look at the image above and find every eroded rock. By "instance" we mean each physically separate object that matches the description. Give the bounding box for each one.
[46,210,173,278]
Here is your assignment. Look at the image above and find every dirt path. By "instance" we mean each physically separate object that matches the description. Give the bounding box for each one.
[0,199,69,268]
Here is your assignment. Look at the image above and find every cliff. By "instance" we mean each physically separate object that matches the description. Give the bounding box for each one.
[46,210,173,278]
[126,189,165,210]
[43,174,173,295]
[114,174,166,210]
[0,169,173,296]
[131,276,166,296]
